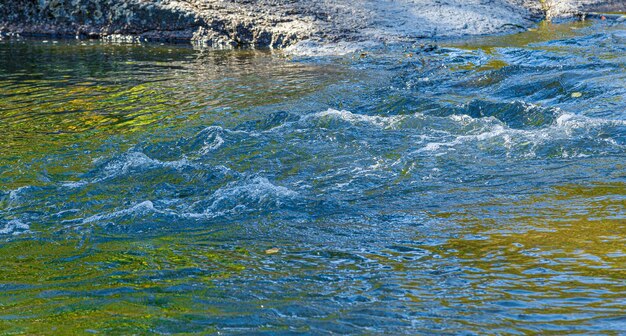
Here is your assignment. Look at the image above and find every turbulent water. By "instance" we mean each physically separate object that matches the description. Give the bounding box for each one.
[1,18,625,334]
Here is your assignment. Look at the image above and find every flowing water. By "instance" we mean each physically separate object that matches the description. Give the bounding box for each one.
[0,18,625,334]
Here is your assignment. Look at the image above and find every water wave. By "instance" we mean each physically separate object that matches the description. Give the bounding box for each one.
[0,219,30,235]
[418,108,626,158]
[176,126,227,156]
[266,102,626,161]
[188,176,299,218]
[306,109,408,129]
[63,150,202,188]
[81,200,161,224]
[67,175,299,227]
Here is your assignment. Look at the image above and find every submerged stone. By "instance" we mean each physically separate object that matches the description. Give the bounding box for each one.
[265,248,280,255]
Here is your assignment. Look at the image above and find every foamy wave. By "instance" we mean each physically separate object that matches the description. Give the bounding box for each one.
[188,176,298,218]
[101,151,192,176]
[180,126,227,156]
[6,186,31,205]
[306,109,408,129]
[73,176,298,223]
[81,200,160,224]
[198,128,225,155]
[0,220,30,235]
[418,110,626,156]
[555,113,626,131]
[63,150,197,188]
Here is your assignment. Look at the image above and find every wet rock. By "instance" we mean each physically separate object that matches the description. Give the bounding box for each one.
[536,0,626,19]
[0,0,623,49]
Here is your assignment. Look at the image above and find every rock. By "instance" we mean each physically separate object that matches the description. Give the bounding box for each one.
[537,0,626,20]
[265,247,280,255]
[0,0,623,50]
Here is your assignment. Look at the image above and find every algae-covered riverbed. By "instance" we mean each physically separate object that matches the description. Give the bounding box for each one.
[0,18,625,334]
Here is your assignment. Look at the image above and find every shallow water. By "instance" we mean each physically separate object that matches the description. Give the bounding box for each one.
[0,19,625,334]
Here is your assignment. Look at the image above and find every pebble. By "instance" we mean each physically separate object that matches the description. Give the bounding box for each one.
[265,248,280,254]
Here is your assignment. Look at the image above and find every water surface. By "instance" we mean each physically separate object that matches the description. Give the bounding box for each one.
[0,19,625,334]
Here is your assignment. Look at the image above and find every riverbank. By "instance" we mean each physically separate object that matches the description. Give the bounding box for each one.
[0,0,624,49]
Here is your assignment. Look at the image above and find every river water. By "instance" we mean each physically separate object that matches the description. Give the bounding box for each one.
[0,19,625,334]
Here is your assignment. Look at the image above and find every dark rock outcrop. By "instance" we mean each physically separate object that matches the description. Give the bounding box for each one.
[0,0,313,47]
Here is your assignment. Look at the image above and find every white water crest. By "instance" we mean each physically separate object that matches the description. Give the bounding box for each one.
[73,176,300,224]
[197,127,225,155]
[81,200,161,224]
[6,186,31,206]
[0,220,30,235]
[62,150,198,188]
[100,151,193,176]
[186,176,299,219]
[418,109,626,157]
[308,109,408,129]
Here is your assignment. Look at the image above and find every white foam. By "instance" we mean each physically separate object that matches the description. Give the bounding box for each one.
[556,113,626,131]
[61,181,89,188]
[210,177,297,208]
[82,200,158,224]
[63,150,195,188]
[418,109,625,156]
[102,151,191,176]
[0,220,30,235]
[308,109,407,129]
[183,176,298,219]
[197,126,225,155]
[7,186,31,202]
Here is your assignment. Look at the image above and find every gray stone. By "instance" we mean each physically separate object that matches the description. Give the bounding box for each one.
[0,0,624,49]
